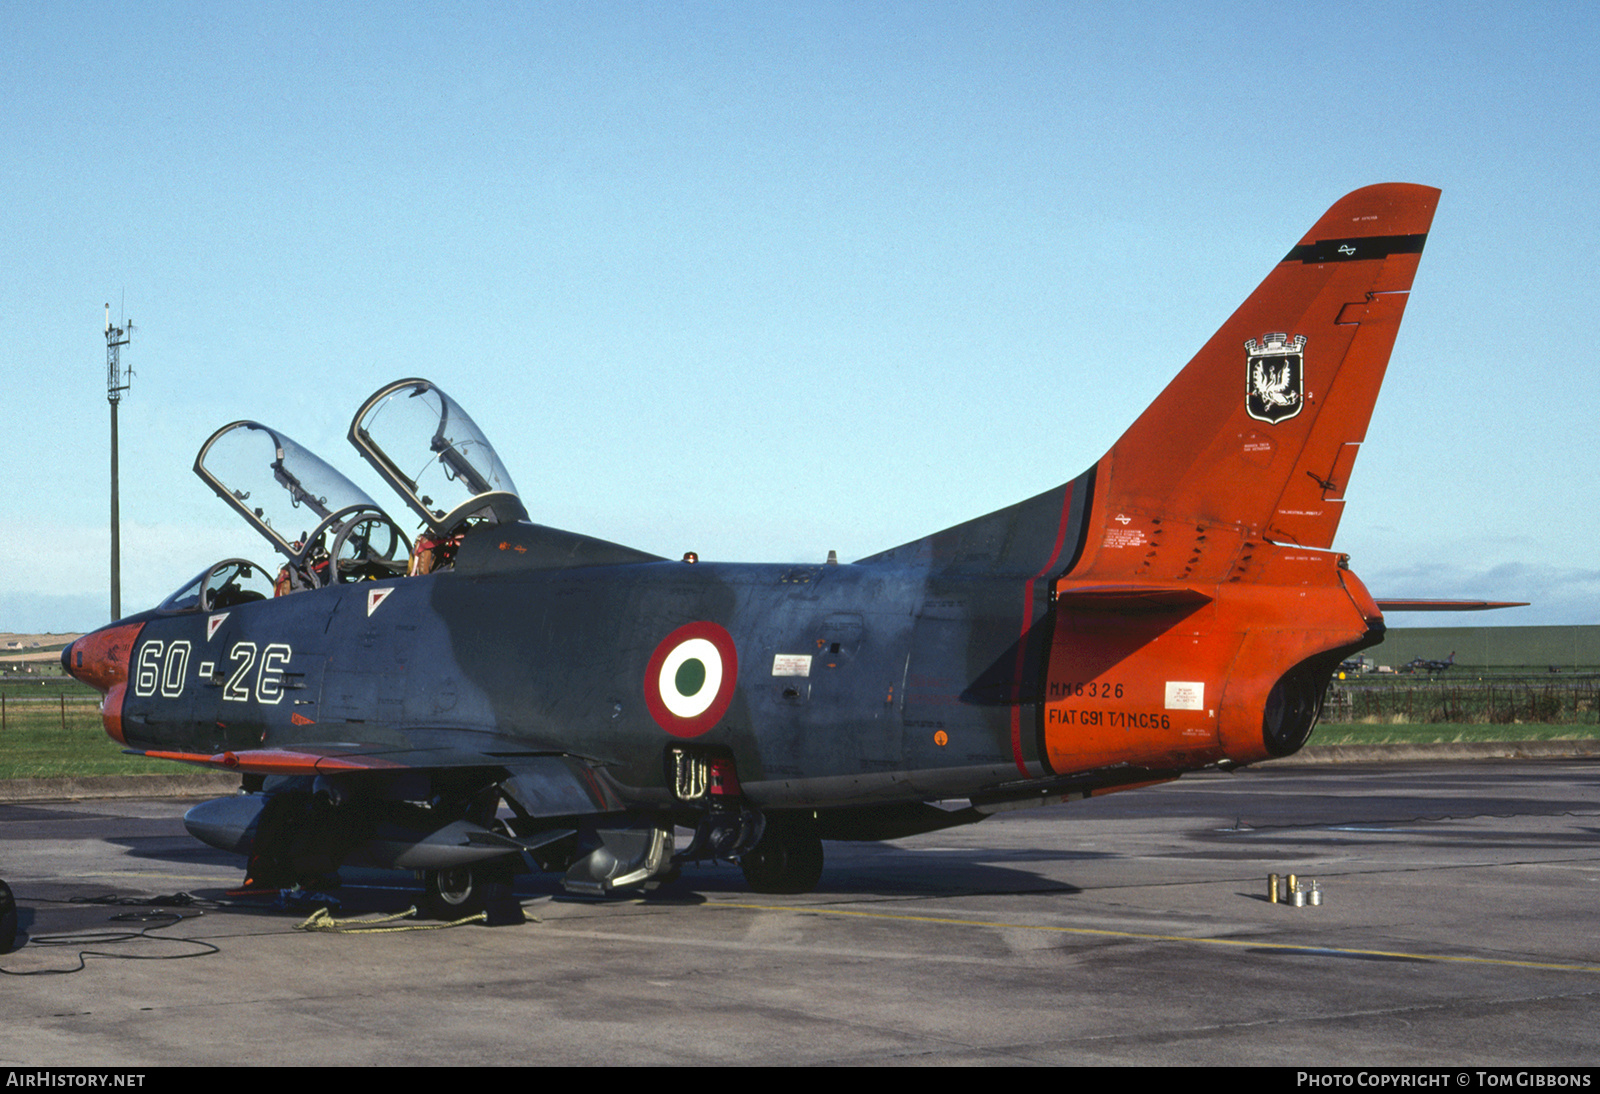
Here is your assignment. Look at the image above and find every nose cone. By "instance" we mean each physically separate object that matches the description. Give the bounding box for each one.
[63,622,143,695]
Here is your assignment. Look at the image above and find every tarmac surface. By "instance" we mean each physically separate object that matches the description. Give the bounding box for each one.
[3,758,1599,1066]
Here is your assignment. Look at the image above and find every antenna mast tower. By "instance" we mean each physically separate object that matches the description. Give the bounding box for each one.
[106,304,133,621]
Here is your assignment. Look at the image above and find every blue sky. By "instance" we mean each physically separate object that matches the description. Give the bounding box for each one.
[3,2,1597,633]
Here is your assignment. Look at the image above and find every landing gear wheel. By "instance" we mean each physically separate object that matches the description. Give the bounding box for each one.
[423,865,484,919]
[423,860,519,922]
[739,815,824,894]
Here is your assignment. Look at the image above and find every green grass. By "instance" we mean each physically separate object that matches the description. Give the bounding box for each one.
[0,700,167,779]
[1,677,99,700]
[1311,721,1600,746]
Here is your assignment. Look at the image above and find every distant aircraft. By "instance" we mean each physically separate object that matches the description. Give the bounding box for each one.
[63,184,1514,914]
[1400,652,1457,674]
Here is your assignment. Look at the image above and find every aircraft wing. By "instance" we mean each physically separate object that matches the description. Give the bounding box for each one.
[132,745,628,816]
[136,743,512,774]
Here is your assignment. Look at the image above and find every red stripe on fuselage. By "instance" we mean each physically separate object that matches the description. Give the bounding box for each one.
[1010,482,1075,774]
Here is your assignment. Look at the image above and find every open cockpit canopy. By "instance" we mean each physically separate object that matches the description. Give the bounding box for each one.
[193,421,411,592]
[157,558,275,614]
[348,378,528,537]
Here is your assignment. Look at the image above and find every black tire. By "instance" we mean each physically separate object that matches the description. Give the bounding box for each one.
[422,860,516,920]
[423,865,484,919]
[740,816,824,894]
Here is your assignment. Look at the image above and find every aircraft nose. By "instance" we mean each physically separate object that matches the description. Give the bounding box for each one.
[62,622,143,695]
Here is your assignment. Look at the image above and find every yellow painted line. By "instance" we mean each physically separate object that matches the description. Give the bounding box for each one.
[92,872,229,883]
[715,901,1600,975]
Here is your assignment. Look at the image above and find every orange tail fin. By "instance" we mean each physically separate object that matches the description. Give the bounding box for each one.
[1087,183,1439,554]
[1040,185,1441,776]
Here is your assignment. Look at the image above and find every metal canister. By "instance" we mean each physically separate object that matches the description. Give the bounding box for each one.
[1268,873,1280,903]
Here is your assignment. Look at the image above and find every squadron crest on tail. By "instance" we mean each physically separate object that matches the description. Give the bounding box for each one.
[1246,333,1306,423]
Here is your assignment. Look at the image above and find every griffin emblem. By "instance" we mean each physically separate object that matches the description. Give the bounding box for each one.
[1245,333,1306,424]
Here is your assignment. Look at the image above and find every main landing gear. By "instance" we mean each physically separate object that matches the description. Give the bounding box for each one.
[738,813,824,895]
[422,860,522,924]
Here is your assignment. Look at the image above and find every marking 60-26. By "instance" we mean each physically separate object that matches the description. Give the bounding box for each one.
[133,640,293,704]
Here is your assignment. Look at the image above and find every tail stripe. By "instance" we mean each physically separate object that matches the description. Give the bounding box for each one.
[1284,232,1428,264]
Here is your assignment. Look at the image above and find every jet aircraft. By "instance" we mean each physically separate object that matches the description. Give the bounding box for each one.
[67,183,1493,914]
[1400,652,1457,674]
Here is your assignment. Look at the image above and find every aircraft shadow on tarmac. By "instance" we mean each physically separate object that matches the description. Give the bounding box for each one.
[94,831,1100,913]
[82,811,1110,912]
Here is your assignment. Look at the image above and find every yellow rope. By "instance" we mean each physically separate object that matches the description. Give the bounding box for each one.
[294,906,492,933]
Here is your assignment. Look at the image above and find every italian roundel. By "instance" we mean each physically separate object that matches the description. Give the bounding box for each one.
[644,621,739,738]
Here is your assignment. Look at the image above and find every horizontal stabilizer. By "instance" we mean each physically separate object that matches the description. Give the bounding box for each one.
[1375,599,1529,613]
